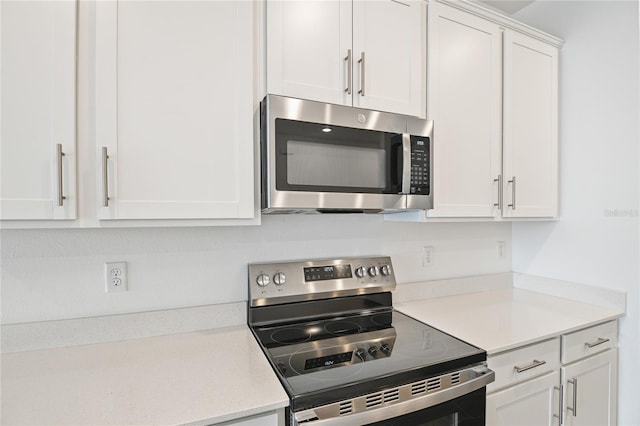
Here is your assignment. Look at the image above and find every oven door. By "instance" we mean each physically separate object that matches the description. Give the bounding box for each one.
[292,365,493,426]
[366,388,486,426]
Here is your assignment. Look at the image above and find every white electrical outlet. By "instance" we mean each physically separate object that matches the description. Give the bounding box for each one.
[422,246,434,267]
[496,241,506,259]
[105,262,128,293]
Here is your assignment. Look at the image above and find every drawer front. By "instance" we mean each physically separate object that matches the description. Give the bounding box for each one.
[561,320,617,364]
[488,338,560,393]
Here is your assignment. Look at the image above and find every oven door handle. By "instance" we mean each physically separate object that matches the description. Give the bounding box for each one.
[294,366,495,425]
[401,133,411,195]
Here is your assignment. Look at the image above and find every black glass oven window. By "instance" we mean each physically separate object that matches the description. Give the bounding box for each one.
[275,118,403,194]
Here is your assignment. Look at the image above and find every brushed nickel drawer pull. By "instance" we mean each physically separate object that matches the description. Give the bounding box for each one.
[507,176,516,210]
[567,378,578,417]
[493,174,502,210]
[514,359,546,373]
[585,337,610,348]
[102,146,110,207]
[344,49,352,95]
[358,51,365,96]
[56,143,66,206]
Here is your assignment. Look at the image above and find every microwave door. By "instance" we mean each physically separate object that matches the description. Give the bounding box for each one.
[267,116,406,213]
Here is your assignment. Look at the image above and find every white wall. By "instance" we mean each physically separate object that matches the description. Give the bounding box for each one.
[1,218,511,324]
[513,2,639,425]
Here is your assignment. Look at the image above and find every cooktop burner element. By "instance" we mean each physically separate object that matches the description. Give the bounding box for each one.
[247,256,494,425]
[271,328,311,345]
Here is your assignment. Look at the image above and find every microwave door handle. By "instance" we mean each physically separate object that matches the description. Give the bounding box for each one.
[401,134,411,194]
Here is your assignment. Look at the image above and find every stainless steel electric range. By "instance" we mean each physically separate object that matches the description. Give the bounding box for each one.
[248,256,494,425]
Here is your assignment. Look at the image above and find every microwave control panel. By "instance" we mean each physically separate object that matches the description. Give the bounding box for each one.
[410,136,430,195]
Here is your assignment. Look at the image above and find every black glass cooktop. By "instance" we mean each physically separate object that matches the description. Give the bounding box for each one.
[251,309,486,411]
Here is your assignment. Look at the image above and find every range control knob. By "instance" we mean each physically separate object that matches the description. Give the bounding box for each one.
[355,267,367,278]
[256,274,270,287]
[355,348,367,361]
[381,343,392,355]
[380,265,391,276]
[273,272,286,286]
[368,346,378,356]
[368,266,378,277]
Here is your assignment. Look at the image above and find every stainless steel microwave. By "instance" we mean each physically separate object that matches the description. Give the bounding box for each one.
[260,95,433,214]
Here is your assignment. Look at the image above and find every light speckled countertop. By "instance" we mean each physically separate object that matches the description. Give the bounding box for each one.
[1,325,288,425]
[396,288,624,355]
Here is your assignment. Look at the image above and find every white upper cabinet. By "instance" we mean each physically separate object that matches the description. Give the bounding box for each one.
[266,0,426,118]
[426,1,502,218]
[266,1,352,106]
[502,30,559,218]
[351,0,425,116]
[95,1,254,220]
[1,0,77,220]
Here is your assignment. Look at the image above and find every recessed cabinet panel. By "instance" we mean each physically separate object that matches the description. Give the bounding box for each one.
[96,1,254,220]
[266,0,425,118]
[561,349,617,426]
[352,0,425,117]
[426,2,502,217]
[503,30,558,218]
[486,371,559,426]
[0,1,77,220]
[267,1,351,105]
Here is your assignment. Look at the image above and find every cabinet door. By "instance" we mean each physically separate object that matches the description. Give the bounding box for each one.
[426,2,502,217]
[266,0,352,106]
[486,371,560,426]
[95,1,254,220]
[1,0,77,220]
[561,349,617,426]
[352,0,426,117]
[503,30,558,218]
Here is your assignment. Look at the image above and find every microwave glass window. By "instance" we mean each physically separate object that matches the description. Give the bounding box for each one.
[275,119,403,194]
[287,140,386,189]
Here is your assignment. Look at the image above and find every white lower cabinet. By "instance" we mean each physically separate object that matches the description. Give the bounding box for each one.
[487,370,560,426]
[486,322,618,426]
[560,322,618,426]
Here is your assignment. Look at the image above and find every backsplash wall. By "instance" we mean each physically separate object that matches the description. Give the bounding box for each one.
[1,217,511,324]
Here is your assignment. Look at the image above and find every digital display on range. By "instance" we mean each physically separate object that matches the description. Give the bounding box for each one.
[304,264,352,282]
[304,352,353,370]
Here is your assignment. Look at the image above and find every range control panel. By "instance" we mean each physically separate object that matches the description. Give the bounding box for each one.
[249,256,396,307]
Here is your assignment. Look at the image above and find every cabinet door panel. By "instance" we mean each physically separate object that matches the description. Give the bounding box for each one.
[562,349,617,426]
[486,371,559,426]
[426,3,502,218]
[352,0,425,117]
[96,1,254,220]
[503,30,558,218]
[1,0,76,220]
[266,0,352,106]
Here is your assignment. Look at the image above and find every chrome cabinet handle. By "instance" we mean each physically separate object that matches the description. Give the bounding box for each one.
[102,147,110,207]
[493,174,503,210]
[553,385,563,425]
[56,144,66,206]
[344,49,352,95]
[358,51,365,96]
[514,359,546,373]
[585,337,610,348]
[507,176,516,209]
[567,378,578,417]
